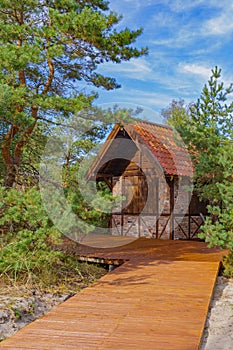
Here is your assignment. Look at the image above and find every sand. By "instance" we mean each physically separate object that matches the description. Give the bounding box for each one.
[200,276,233,350]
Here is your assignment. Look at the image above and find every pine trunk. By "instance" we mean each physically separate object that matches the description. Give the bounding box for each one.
[4,162,18,188]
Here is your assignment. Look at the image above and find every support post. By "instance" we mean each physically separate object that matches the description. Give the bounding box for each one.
[169,177,175,240]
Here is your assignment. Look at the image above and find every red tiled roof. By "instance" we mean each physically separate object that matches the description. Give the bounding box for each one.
[130,121,193,176]
[86,121,194,180]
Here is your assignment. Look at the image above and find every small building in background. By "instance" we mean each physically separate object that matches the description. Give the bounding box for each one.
[87,121,207,240]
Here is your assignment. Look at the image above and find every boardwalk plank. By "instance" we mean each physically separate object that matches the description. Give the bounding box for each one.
[0,239,226,350]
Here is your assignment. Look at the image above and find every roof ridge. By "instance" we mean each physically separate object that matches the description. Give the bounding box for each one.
[136,120,172,130]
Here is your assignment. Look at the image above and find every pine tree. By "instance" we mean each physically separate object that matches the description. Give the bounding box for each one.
[165,67,233,272]
[0,0,147,187]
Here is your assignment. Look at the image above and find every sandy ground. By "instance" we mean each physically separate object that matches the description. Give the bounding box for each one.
[200,276,233,350]
[0,289,70,341]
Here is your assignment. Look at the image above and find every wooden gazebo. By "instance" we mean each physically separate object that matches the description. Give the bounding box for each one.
[87,121,207,240]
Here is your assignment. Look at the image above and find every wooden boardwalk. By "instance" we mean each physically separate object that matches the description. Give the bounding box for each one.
[0,239,227,350]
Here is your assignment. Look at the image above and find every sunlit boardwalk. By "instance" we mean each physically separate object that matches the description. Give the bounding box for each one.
[0,239,227,350]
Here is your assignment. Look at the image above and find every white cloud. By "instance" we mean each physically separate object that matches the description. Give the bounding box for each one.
[180,63,211,79]
[179,63,233,94]
[99,59,153,81]
[201,2,233,35]
[167,0,206,12]
[98,78,200,112]
[151,11,176,28]
[123,0,152,5]
[151,24,201,49]
[97,86,175,111]
[124,89,172,106]
[112,56,204,94]
[166,0,226,13]
[204,14,233,35]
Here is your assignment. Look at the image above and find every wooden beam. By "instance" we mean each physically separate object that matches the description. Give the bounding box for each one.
[169,178,175,240]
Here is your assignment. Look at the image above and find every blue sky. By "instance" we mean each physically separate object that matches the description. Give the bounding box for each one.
[92,0,233,123]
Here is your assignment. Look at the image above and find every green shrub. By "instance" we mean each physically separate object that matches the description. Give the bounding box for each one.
[0,186,62,282]
[222,252,233,277]
[0,185,111,287]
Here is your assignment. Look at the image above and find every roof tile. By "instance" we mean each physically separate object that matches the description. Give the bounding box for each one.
[131,121,193,176]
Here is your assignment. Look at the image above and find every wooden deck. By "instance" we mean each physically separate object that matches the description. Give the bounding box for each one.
[0,239,227,350]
